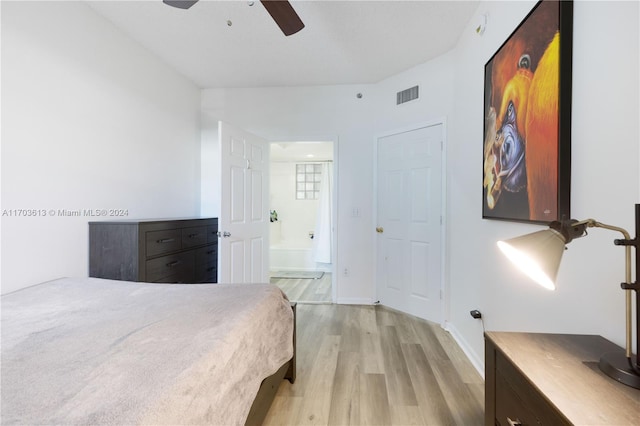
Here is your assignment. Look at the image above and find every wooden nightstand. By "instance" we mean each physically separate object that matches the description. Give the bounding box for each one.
[485,332,640,425]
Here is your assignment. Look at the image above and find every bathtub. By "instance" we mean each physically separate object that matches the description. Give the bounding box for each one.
[269,239,331,272]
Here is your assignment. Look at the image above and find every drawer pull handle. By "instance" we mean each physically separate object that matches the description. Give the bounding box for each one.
[188,233,200,239]
[506,418,522,426]
[207,267,215,272]
[207,250,215,254]
[157,238,175,244]
[166,260,181,267]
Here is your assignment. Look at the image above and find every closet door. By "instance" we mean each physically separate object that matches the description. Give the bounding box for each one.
[376,123,444,323]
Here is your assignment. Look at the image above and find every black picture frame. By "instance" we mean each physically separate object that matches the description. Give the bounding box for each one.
[482,0,573,224]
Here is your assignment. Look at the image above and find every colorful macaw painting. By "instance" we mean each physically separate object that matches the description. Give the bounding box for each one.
[483,0,572,223]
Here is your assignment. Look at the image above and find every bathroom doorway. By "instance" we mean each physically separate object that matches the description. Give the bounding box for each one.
[269,141,335,303]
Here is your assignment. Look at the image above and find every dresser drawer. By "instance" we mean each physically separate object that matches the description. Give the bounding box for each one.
[182,226,208,248]
[495,350,568,425]
[195,263,217,283]
[195,245,217,265]
[146,229,181,257]
[153,274,180,283]
[146,251,194,282]
[152,272,197,284]
[195,245,217,283]
[495,370,538,426]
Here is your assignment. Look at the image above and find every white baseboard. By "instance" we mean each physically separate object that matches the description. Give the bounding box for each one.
[443,321,485,379]
[336,297,374,305]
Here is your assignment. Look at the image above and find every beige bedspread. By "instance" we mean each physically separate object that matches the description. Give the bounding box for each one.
[1,277,293,425]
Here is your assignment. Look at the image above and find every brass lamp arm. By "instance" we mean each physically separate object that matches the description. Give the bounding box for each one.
[583,220,634,359]
[586,219,632,241]
[564,218,632,240]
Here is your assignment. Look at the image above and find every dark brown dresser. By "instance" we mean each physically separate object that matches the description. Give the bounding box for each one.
[485,332,640,425]
[89,218,218,284]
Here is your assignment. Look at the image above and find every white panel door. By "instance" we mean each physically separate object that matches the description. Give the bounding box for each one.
[219,121,269,283]
[376,124,443,322]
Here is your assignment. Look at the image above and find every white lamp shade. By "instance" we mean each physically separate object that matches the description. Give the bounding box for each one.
[497,229,566,290]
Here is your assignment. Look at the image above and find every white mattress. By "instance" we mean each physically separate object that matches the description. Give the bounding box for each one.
[1,277,294,425]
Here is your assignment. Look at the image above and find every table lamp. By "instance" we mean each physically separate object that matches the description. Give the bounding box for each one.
[497,204,640,389]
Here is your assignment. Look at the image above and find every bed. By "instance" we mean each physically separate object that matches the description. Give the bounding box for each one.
[1,277,295,425]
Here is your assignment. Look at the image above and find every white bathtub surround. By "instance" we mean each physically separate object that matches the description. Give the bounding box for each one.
[270,239,332,273]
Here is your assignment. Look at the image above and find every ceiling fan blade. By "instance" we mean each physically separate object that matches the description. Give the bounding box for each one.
[260,0,305,36]
[163,0,199,10]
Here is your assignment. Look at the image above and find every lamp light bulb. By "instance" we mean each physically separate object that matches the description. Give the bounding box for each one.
[497,241,556,290]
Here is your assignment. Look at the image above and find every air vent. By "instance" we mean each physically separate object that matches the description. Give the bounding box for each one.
[396,85,419,105]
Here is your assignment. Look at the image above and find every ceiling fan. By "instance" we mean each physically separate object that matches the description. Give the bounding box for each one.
[163,0,305,36]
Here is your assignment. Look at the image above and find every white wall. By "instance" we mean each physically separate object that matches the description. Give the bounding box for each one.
[202,0,639,369]
[200,113,220,218]
[1,1,202,294]
[447,0,640,370]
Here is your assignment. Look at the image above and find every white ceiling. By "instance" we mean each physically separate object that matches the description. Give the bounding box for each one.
[87,0,480,89]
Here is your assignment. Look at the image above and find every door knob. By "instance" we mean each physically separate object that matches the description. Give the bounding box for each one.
[376,227,384,233]
[217,231,231,238]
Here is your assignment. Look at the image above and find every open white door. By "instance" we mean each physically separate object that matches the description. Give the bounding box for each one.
[376,124,443,323]
[218,122,270,283]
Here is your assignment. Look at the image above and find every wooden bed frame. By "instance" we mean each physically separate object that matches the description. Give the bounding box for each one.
[245,302,297,426]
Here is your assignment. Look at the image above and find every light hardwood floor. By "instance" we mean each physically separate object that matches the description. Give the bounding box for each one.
[271,273,332,303]
[264,304,484,425]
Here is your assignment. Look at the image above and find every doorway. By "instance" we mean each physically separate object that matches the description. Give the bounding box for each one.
[375,123,444,323]
[269,141,335,303]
